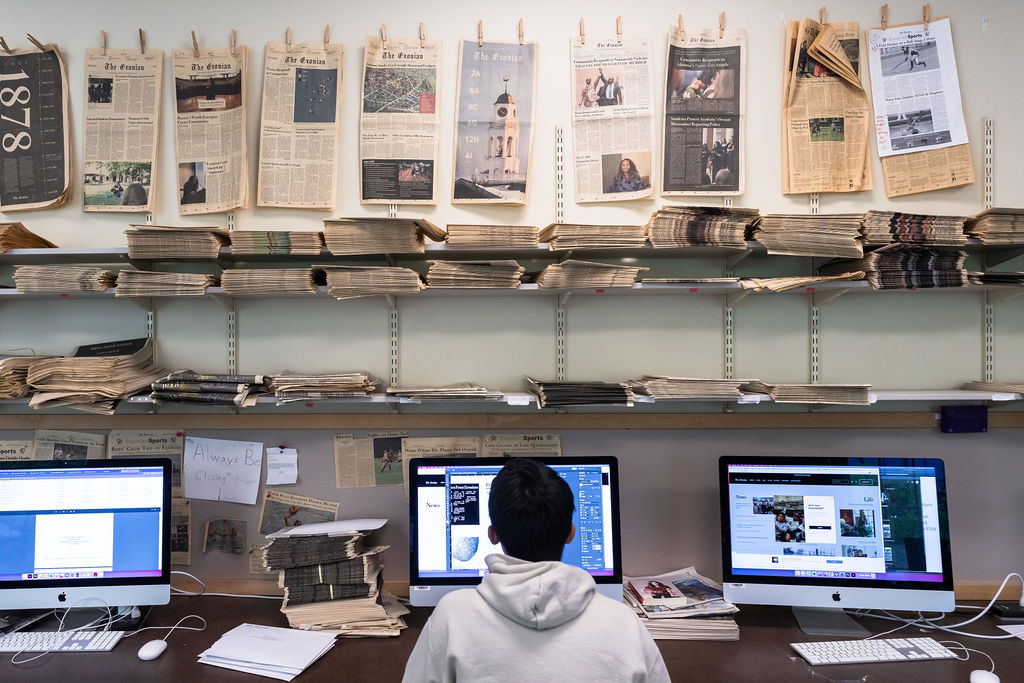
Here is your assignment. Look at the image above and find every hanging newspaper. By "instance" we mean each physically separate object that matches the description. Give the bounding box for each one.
[172,44,248,215]
[866,16,973,197]
[0,40,71,211]
[782,19,872,194]
[82,47,161,212]
[452,40,537,205]
[662,27,745,195]
[570,36,654,203]
[257,40,343,209]
[360,35,441,205]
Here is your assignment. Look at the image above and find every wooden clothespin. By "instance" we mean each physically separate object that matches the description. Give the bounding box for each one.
[881,4,889,29]
[677,14,685,40]
[477,20,483,47]
[718,12,726,39]
[380,25,387,50]
[0,37,10,54]
[230,29,238,56]
[324,25,331,49]
[579,18,585,45]
[286,27,293,52]
[923,3,931,30]
[819,7,827,24]
[419,22,425,49]
[616,16,622,43]
[26,34,45,52]
[139,28,146,55]
[518,18,524,45]
[190,31,200,58]
[100,30,107,56]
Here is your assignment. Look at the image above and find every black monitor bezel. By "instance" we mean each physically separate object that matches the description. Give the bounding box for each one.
[409,455,622,586]
[719,455,953,591]
[0,458,173,591]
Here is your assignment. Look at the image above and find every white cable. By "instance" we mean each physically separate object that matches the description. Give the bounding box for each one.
[124,614,207,641]
[923,573,1024,629]
[939,640,996,673]
[171,570,281,600]
[857,608,1021,640]
[11,596,115,665]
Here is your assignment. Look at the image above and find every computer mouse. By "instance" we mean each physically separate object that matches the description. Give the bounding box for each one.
[137,639,168,661]
[970,670,1000,683]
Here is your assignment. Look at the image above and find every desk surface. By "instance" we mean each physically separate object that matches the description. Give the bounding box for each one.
[3,597,1019,682]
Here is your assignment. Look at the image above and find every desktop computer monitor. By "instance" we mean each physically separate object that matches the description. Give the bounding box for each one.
[408,456,622,607]
[0,458,172,613]
[720,456,954,636]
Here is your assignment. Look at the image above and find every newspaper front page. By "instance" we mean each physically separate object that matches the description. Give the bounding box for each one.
[257,490,339,536]
[82,48,162,212]
[0,42,71,211]
[782,19,872,194]
[452,40,537,205]
[360,35,441,205]
[172,46,248,214]
[481,433,561,458]
[257,41,343,209]
[571,37,655,203]
[662,27,745,196]
[866,17,974,197]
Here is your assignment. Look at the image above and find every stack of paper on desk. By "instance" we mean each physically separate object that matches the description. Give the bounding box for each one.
[0,222,57,252]
[14,265,116,292]
[535,260,647,289]
[623,567,739,641]
[425,260,525,288]
[861,210,966,247]
[323,217,445,255]
[445,224,539,248]
[229,230,324,255]
[220,268,318,295]
[646,206,760,249]
[115,270,219,297]
[125,225,229,259]
[539,223,648,250]
[198,622,336,681]
[317,265,423,300]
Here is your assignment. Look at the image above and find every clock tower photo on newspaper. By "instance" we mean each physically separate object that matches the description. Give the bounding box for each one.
[480,77,523,185]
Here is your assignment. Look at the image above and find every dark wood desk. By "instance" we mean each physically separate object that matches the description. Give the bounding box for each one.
[3,598,1019,682]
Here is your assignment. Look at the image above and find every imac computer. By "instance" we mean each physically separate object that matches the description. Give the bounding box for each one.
[0,458,171,620]
[720,456,954,636]
[408,456,622,607]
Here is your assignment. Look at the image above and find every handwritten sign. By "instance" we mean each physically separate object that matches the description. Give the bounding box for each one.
[183,436,263,504]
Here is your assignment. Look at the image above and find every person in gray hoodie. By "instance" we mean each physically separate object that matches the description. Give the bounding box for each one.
[403,458,670,682]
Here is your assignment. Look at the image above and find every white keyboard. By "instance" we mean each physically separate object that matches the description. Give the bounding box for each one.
[790,636,957,665]
[0,629,123,653]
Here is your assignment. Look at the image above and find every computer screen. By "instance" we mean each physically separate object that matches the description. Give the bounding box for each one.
[0,458,171,611]
[408,456,622,606]
[720,456,953,633]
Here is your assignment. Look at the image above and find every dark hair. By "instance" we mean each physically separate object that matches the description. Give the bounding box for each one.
[488,458,575,562]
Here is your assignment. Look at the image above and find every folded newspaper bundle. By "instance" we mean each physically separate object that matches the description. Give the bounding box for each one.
[738,271,866,293]
[960,380,1024,394]
[14,265,116,293]
[646,206,760,249]
[963,208,1024,245]
[387,382,503,401]
[539,223,648,250]
[150,370,267,407]
[220,268,319,295]
[317,265,424,300]
[0,222,58,252]
[445,224,539,248]
[753,214,864,258]
[535,260,647,289]
[740,381,871,405]
[114,270,219,297]
[0,356,45,399]
[228,230,324,255]
[125,225,230,259]
[861,210,967,247]
[526,376,634,408]
[628,376,753,400]
[425,260,525,288]
[623,567,739,641]
[323,218,445,255]
[267,372,379,404]
[819,244,967,289]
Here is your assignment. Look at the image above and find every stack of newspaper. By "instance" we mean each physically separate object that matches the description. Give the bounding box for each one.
[267,372,378,404]
[964,208,1024,245]
[861,210,967,246]
[753,214,864,258]
[535,260,648,289]
[25,338,164,414]
[738,272,866,292]
[646,206,760,249]
[114,270,219,297]
[228,230,324,255]
[386,382,504,401]
[150,370,267,407]
[0,356,42,399]
[539,223,648,250]
[445,224,539,248]
[425,260,525,288]
[741,381,871,405]
[323,218,446,255]
[623,567,739,641]
[125,225,230,259]
[820,244,968,289]
[220,268,318,295]
[628,376,751,400]
[0,222,57,252]
[13,265,116,292]
[961,380,1024,394]
[318,265,423,300]
[264,520,408,637]
[526,376,634,407]
[972,272,1024,287]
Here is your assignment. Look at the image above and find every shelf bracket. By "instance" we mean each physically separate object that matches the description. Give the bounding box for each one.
[984,293,996,382]
[724,248,752,271]
[388,204,398,219]
[986,288,1024,306]
[809,192,820,215]
[983,247,1024,270]
[725,290,750,307]
[388,297,400,389]
[226,212,236,232]
[207,292,235,311]
[811,288,849,307]
[556,294,568,381]
[126,296,153,312]
[145,212,153,226]
[724,303,734,380]
[983,116,994,211]
[722,196,734,209]
[226,302,237,375]
[555,126,565,224]
[982,117,996,383]
[556,249,573,264]
[810,302,821,384]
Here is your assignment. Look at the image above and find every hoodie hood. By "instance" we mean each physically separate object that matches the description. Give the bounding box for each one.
[475,554,596,630]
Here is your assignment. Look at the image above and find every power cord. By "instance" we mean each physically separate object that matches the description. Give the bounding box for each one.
[10,596,117,665]
[123,614,207,641]
[171,570,281,600]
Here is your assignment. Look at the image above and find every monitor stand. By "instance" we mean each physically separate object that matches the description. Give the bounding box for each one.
[792,607,870,637]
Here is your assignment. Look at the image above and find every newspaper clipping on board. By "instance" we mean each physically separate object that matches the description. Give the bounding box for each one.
[571,36,655,203]
[257,41,343,209]
[481,433,561,458]
[452,40,537,205]
[108,429,184,496]
[82,48,162,212]
[782,19,872,194]
[258,490,339,536]
[0,42,72,211]
[662,27,745,196]
[866,16,974,197]
[172,46,248,214]
[33,429,106,459]
[171,498,191,565]
[360,35,441,205]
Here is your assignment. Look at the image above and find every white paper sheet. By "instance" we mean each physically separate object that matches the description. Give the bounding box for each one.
[183,437,263,505]
[265,517,387,538]
[266,447,298,485]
